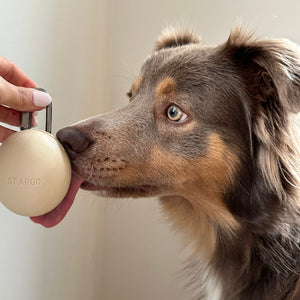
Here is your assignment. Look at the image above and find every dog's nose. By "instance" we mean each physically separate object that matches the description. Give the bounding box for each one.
[57,127,91,159]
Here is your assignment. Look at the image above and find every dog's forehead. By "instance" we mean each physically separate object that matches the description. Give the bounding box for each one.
[139,44,221,87]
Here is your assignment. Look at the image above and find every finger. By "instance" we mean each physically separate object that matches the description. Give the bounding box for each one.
[0,56,37,87]
[0,106,38,128]
[0,106,20,126]
[0,125,16,142]
[0,77,52,111]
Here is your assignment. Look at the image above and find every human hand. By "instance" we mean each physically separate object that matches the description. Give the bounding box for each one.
[0,56,52,141]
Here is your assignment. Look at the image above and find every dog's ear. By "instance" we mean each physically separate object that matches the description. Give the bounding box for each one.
[223,27,300,229]
[154,27,201,51]
[224,27,300,114]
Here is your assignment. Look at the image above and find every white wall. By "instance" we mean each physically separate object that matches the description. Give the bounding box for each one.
[0,1,108,300]
[101,1,300,300]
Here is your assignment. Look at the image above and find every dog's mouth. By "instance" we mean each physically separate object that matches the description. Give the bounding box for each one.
[81,180,161,197]
[30,173,161,228]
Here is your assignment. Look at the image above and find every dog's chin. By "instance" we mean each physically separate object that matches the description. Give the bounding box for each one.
[81,180,163,198]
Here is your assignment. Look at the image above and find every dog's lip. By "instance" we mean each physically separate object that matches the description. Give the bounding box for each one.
[81,181,100,191]
[81,180,159,194]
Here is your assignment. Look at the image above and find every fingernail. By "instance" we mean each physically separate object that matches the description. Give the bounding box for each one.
[33,89,52,107]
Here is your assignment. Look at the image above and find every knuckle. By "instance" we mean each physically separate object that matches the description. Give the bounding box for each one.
[0,78,32,110]
[17,88,31,109]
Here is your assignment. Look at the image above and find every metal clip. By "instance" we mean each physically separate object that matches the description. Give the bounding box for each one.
[20,88,52,134]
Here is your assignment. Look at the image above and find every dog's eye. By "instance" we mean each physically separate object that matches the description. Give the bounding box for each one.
[166,105,187,122]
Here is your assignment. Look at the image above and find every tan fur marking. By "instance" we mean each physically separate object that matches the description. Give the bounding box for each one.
[155,77,177,98]
[149,134,240,257]
[197,133,238,188]
[131,76,142,96]
[186,134,240,236]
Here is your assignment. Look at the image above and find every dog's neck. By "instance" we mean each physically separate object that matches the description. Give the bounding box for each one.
[159,193,300,299]
[159,194,224,299]
[159,184,240,256]
[160,195,217,260]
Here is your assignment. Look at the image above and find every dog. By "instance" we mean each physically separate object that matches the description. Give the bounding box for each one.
[44,27,300,299]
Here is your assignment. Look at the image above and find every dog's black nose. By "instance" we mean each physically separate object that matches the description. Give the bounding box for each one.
[57,127,91,159]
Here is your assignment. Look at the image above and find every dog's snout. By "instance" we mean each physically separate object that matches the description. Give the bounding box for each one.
[57,127,91,159]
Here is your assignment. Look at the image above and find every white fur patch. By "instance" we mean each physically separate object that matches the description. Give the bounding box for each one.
[202,267,222,300]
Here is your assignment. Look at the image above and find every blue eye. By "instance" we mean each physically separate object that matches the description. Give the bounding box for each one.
[166,105,187,122]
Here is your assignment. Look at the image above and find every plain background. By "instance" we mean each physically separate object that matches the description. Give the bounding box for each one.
[1,1,300,300]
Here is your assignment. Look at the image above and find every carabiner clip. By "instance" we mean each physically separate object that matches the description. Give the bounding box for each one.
[20,88,52,134]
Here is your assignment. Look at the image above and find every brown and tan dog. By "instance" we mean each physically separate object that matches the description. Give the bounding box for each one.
[36,27,300,299]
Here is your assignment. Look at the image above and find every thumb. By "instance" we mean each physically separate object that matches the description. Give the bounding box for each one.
[0,76,52,111]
